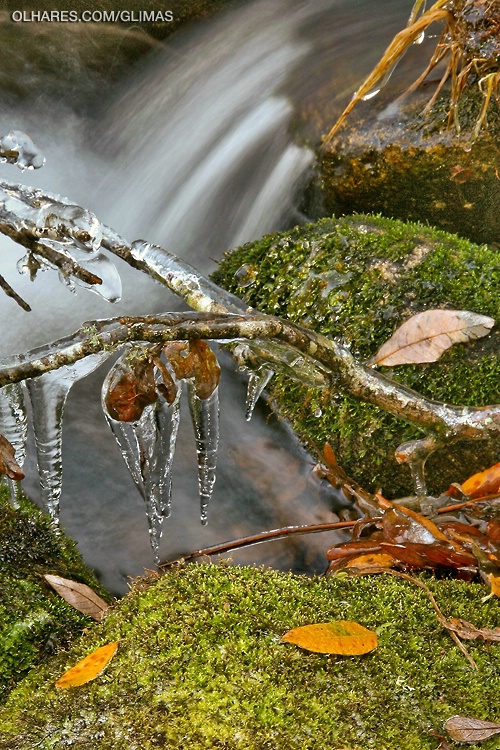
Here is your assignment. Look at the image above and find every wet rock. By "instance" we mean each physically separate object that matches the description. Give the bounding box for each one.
[317,88,500,245]
[313,0,500,245]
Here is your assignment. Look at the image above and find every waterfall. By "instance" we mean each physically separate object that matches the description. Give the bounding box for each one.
[96,0,313,268]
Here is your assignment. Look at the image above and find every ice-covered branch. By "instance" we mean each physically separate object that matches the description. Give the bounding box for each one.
[0,182,122,306]
[0,310,499,445]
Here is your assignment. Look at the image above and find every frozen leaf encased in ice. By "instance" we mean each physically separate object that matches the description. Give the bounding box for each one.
[102,346,182,562]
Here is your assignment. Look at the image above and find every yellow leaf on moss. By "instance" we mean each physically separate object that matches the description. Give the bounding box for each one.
[482,573,500,602]
[489,574,500,597]
[281,621,377,655]
[55,642,119,689]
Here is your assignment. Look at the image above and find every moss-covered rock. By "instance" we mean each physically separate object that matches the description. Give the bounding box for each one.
[0,563,499,749]
[212,213,500,497]
[0,487,111,702]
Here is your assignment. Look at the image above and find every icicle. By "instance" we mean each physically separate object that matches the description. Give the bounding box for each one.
[101,348,182,562]
[0,382,27,507]
[187,384,219,525]
[137,399,181,560]
[245,366,274,421]
[0,130,45,170]
[26,352,111,520]
[395,436,440,497]
[102,398,181,563]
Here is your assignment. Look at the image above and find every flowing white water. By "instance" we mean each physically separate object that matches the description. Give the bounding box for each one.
[96,0,313,265]
[0,0,413,593]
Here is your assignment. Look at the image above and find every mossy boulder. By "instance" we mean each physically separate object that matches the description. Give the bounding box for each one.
[0,487,111,702]
[0,563,499,749]
[212,213,500,498]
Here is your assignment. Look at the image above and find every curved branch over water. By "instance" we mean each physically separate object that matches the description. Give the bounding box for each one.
[0,308,498,445]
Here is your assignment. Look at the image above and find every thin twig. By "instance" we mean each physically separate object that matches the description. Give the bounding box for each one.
[159,520,358,568]
[0,223,102,288]
[346,567,478,669]
[0,272,30,311]
[437,493,500,514]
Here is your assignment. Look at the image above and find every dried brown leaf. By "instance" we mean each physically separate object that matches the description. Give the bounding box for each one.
[369,309,494,367]
[0,433,24,480]
[440,617,500,642]
[444,715,500,743]
[44,574,109,622]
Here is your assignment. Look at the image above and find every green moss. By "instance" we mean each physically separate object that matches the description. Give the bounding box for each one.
[212,214,500,496]
[0,563,499,749]
[0,487,111,702]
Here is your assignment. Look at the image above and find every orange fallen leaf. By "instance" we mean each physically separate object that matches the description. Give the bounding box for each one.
[281,621,377,655]
[345,553,395,569]
[368,309,494,367]
[461,463,500,500]
[481,573,500,603]
[55,642,119,689]
[44,574,109,622]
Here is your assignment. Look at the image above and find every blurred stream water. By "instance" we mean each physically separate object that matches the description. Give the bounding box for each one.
[0,0,412,593]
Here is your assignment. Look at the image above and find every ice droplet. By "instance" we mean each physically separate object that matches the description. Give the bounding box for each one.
[72,253,122,302]
[245,366,273,421]
[101,353,182,562]
[0,382,27,507]
[0,130,45,170]
[234,263,258,289]
[187,384,219,525]
[26,353,111,520]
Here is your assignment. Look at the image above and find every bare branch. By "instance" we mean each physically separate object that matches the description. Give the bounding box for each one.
[0,191,498,450]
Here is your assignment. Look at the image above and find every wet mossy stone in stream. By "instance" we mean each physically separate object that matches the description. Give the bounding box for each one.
[0,487,111,702]
[316,87,500,246]
[0,563,499,750]
[212,214,500,498]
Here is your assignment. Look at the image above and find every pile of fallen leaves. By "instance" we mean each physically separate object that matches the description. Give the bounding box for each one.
[318,443,500,594]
